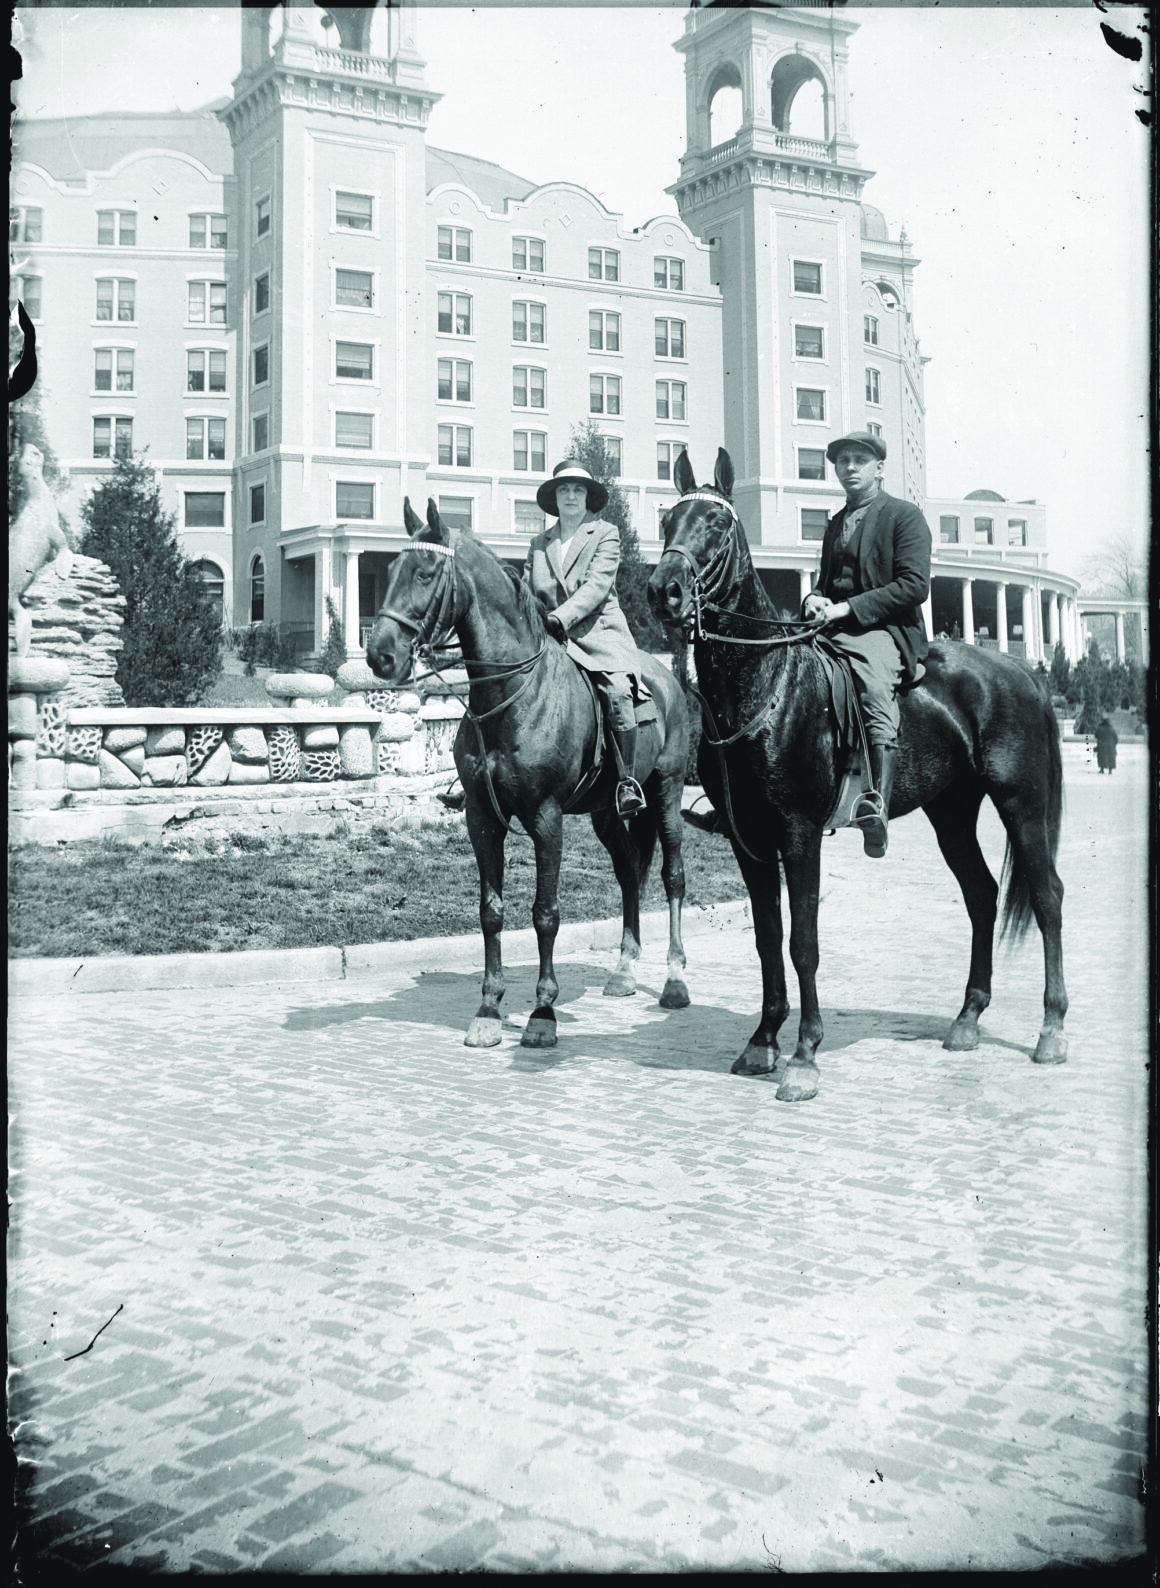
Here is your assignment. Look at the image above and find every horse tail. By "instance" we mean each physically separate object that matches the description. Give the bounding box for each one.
[999,685,1063,943]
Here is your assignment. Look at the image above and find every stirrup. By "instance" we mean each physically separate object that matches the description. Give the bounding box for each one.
[615,777,647,819]
[852,790,887,858]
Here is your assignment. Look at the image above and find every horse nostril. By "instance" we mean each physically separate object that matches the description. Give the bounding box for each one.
[665,580,683,610]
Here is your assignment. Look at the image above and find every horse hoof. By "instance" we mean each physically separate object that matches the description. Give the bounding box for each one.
[658,978,690,1010]
[731,1047,781,1077]
[943,1020,980,1052]
[775,1063,820,1103]
[464,1016,502,1048]
[1032,1032,1068,1066]
[520,1017,558,1049]
[603,973,636,998]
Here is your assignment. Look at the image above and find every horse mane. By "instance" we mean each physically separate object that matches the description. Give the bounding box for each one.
[457,530,545,638]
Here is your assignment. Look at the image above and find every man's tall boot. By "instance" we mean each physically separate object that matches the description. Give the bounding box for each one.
[853,742,896,859]
[611,723,646,818]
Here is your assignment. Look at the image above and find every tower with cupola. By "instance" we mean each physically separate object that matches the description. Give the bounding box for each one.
[667,5,925,556]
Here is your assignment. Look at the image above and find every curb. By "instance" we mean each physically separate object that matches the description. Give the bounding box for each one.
[8,900,753,998]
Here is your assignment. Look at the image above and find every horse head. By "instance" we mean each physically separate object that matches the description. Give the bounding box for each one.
[647,448,740,627]
[365,496,457,681]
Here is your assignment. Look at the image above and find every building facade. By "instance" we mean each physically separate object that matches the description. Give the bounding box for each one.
[11,1,1084,662]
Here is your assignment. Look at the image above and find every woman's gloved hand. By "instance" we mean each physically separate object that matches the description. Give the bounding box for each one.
[543,611,566,644]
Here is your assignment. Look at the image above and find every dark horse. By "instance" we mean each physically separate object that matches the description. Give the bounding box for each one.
[646,449,1067,1103]
[366,498,692,1049]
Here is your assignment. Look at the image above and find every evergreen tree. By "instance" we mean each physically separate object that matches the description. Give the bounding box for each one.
[566,420,668,652]
[80,454,223,707]
[314,594,347,678]
[1048,644,1070,699]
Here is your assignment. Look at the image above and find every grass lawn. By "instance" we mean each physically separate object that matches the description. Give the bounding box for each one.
[8,815,745,959]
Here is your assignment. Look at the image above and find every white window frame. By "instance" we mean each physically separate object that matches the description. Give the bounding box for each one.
[332,186,379,238]
[249,480,268,526]
[588,309,621,355]
[512,235,546,273]
[92,343,137,396]
[91,413,135,461]
[589,372,622,418]
[513,498,546,535]
[96,209,137,247]
[252,342,271,388]
[864,314,879,346]
[799,505,833,545]
[253,271,271,317]
[436,224,473,264]
[511,364,547,411]
[655,379,688,424]
[186,278,228,328]
[791,320,827,362]
[437,495,475,532]
[865,367,882,406]
[188,212,228,250]
[93,275,137,326]
[796,446,828,482]
[335,479,376,521]
[653,256,685,291]
[436,289,475,340]
[13,274,42,319]
[512,429,548,474]
[794,384,829,426]
[332,263,378,314]
[251,412,270,454]
[185,345,229,396]
[511,299,546,347]
[437,423,474,469]
[10,206,43,244]
[332,336,380,386]
[600,435,623,477]
[587,246,620,283]
[184,413,229,463]
[333,409,376,450]
[656,440,688,483]
[184,489,230,531]
[654,317,687,361]
[436,357,474,406]
[255,193,272,241]
[790,257,826,299]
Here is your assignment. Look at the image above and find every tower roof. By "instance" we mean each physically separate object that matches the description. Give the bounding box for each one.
[425,146,536,209]
[860,204,890,242]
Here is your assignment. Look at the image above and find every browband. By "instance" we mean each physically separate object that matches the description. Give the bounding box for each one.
[680,490,739,522]
[403,540,456,558]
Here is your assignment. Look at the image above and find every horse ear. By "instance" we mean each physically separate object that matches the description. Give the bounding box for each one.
[673,448,697,496]
[402,496,424,537]
[713,449,735,500]
[426,497,452,545]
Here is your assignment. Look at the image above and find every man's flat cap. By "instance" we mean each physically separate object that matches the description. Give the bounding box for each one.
[826,431,887,463]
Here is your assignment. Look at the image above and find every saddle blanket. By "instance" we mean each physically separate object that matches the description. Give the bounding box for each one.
[811,638,871,833]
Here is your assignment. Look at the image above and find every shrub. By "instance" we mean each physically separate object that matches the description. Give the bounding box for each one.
[235,622,298,676]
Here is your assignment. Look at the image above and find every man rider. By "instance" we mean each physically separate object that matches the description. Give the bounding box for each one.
[802,432,931,858]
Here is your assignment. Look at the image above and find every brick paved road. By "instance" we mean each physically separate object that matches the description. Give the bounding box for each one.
[9,744,1149,1574]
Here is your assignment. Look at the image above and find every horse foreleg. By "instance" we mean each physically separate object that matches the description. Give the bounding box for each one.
[464,794,507,1048]
[924,787,997,1052]
[591,806,643,998]
[651,773,690,1009]
[778,830,824,1102]
[522,801,564,1048]
[730,849,789,1080]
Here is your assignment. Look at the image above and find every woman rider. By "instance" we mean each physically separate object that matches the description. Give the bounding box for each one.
[524,461,647,818]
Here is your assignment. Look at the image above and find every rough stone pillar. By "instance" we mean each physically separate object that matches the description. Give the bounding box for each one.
[961,579,975,645]
[995,581,1008,653]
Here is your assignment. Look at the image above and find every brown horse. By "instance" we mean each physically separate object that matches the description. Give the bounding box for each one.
[366,498,692,1050]
[647,449,1068,1103]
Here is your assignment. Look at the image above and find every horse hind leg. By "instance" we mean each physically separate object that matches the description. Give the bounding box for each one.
[924,785,998,1052]
[650,769,690,1010]
[591,805,646,997]
[464,794,507,1048]
[993,795,1068,1066]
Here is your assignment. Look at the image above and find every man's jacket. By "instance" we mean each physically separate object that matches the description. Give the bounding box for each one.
[808,490,932,684]
[524,517,639,676]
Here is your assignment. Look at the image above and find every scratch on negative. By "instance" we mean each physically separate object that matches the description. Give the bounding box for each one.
[64,1303,123,1361]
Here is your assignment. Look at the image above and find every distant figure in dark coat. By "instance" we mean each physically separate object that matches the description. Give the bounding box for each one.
[1095,716,1118,774]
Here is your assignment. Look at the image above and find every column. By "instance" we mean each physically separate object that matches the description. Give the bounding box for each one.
[344,548,361,653]
[961,578,975,645]
[1022,587,1036,661]
[1048,593,1060,653]
[798,568,814,606]
[1115,611,1126,663]
[315,543,332,655]
[995,580,1008,653]
[921,593,934,641]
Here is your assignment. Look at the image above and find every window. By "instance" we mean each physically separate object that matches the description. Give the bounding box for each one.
[250,559,265,623]
[513,430,547,473]
[654,256,684,291]
[589,310,620,353]
[974,518,994,546]
[1008,519,1028,547]
[512,237,544,272]
[792,260,823,295]
[512,300,545,344]
[601,436,622,476]
[187,349,227,393]
[796,387,826,422]
[188,281,227,325]
[655,380,687,421]
[97,210,136,246]
[864,314,879,346]
[254,273,270,314]
[657,441,687,482]
[252,413,269,453]
[438,497,474,532]
[94,348,134,393]
[255,196,271,238]
[437,358,472,403]
[798,447,827,481]
[437,225,472,263]
[588,247,619,282]
[93,417,133,459]
[191,560,224,616]
[337,482,375,519]
[335,411,373,449]
[12,276,41,319]
[185,417,226,461]
[867,422,883,438]
[512,366,545,409]
[336,268,374,309]
[189,213,227,248]
[589,374,621,416]
[795,325,824,359]
[96,279,135,323]
[250,484,266,524]
[515,500,545,536]
[655,318,686,359]
[438,292,473,337]
[438,423,473,467]
[336,191,373,231]
[865,368,881,405]
[801,508,830,542]
[10,207,42,243]
[336,341,374,380]
[939,515,960,545]
[253,344,269,386]
[185,491,226,528]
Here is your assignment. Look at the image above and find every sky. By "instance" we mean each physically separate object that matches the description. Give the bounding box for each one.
[13,3,1151,583]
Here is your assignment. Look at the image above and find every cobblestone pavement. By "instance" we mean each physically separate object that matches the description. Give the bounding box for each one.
[9,744,1150,1575]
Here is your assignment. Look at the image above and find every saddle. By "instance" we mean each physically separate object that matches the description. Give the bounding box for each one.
[563,664,657,812]
[811,636,893,834]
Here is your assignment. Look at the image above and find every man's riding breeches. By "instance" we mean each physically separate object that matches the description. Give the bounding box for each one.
[826,629,903,746]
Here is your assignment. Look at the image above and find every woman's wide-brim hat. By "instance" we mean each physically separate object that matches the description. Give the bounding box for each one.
[536,462,609,518]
